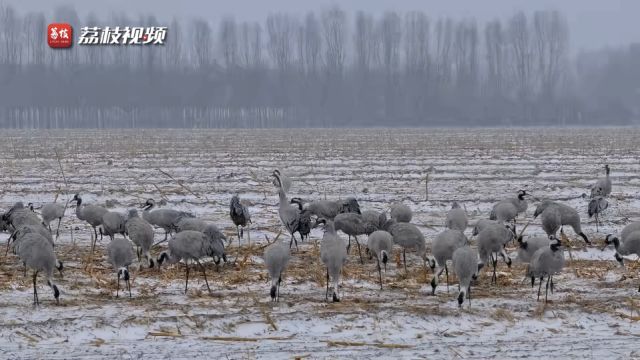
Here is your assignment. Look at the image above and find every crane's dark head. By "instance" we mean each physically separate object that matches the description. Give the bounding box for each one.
[48,280,60,304]
[604,164,610,175]
[157,252,169,266]
[270,285,277,300]
[290,197,304,210]
[604,234,619,251]
[517,190,528,200]
[27,203,34,211]
[451,201,461,209]
[342,197,361,215]
[71,194,81,203]
[271,171,282,189]
[457,291,464,307]
[118,267,130,281]
[142,199,155,210]
[549,235,561,251]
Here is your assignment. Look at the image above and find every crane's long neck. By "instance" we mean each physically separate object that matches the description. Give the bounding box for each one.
[75,198,83,218]
[278,189,288,207]
[605,166,610,176]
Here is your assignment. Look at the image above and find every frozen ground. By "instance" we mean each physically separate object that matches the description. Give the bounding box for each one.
[1,128,640,359]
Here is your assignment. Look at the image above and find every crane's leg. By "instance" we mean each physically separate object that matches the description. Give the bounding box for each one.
[491,254,498,284]
[346,235,351,254]
[277,276,282,302]
[545,276,550,302]
[550,276,554,293]
[445,264,450,293]
[402,249,409,273]
[325,268,329,301]
[377,258,383,290]
[33,271,39,306]
[290,232,298,251]
[116,272,120,298]
[355,236,363,264]
[537,276,543,301]
[184,261,190,294]
[431,266,444,295]
[468,285,472,309]
[197,260,211,293]
[55,217,62,238]
[127,276,132,298]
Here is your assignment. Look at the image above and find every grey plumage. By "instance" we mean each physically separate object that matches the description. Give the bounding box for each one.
[107,237,135,297]
[588,196,609,232]
[273,172,300,249]
[263,240,291,301]
[2,202,42,230]
[142,199,195,241]
[366,230,394,289]
[490,190,529,231]
[540,206,562,237]
[430,229,469,294]
[101,211,126,240]
[334,212,378,264]
[528,236,565,302]
[157,225,227,294]
[619,222,640,243]
[318,219,348,302]
[297,197,361,220]
[477,222,516,284]
[17,233,61,305]
[452,246,479,308]
[125,209,155,268]
[517,236,550,264]
[382,219,427,273]
[41,202,66,237]
[71,194,108,250]
[591,164,612,198]
[230,194,251,245]
[604,230,640,290]
[390,203,412,223]
[290,198,312,241]
[472,219,499,236]
[361,210,388,231]
[533,200,590,244]
[8,224,54,256]
[446,202,468,232]
[172,216,208,233]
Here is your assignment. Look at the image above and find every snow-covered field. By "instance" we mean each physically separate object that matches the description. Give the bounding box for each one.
[1,128,640,359]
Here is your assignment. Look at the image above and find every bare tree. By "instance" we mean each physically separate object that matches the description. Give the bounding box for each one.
[219,17,238,69]
[192,19,213,69]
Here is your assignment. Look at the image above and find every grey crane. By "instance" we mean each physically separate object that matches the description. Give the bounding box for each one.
[7,224,54,256]
[361,210,387,231]
[490,190,529,232]
[604,232,640,292]
[430,229,469,294]
[172,216,208,233]
[107,237,135,298]
[17,233,61,305]
[157,224,227,294]
[590,164,612,198]
[452,245,479,308]
[390,203,412,223]
[263,239,291,302]
[290,198,312,241]
[472,219,499,236]
[271,169,292,193]
[517,235,550,264]
[125,209,155,268]
[230,194,251,246]
[618,221,640,244]
[528,235,565,302]
[273,172,300,250]
[382,219,428,273]
[296,197,361,220]
[588,196,609,232]
[533,200,590,244]
[477,222,519,284]
[540,205,562,237]
[142,199,195,241]
[317,218,348,302]
[41,202,66,237]
[3,202,43,231]
[101,211,126,240]
[334,212,377,264]
[446,202,468,232]
[366,230,394,289]
[70,194,108,251]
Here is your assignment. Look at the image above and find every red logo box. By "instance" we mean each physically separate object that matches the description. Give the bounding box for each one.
[48,23,73,48]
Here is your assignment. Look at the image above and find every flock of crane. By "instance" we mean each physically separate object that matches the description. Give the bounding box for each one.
[1,164,639,308]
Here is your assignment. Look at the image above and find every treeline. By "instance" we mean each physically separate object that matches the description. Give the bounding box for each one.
[0,4,638,128]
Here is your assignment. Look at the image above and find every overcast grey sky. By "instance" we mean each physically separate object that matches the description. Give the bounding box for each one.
[6,0,639,52]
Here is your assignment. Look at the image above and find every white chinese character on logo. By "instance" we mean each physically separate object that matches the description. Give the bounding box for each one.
[153,27,167,45]
[109,26,123,45]
[50,27,59,40]
[128,27,144,44]
[78,26,101,45]
[59,28,69,39]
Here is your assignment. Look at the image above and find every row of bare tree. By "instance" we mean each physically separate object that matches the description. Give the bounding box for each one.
[0,4,638,128]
